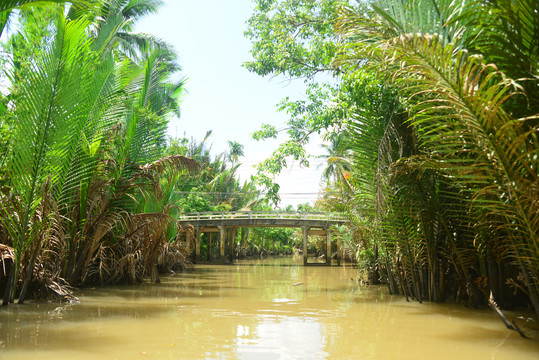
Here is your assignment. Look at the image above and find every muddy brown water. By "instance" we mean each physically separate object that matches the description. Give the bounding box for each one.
[1,256,538,359]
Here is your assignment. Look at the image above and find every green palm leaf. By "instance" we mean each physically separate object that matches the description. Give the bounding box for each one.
[1,15,106,300]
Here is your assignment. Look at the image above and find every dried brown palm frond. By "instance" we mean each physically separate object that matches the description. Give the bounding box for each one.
[15,178,62,304]
[111,251,143,284]
[176,224,195,249]
[0,178,68,303]
[75,210,128,285]
[29,268,77,303]
[0,243,15,304]
[0,244,14,276]
[83,244,114,285]
[158,240,191,273]
[65,153,197,287]
[126,212,170,281]
[63,170,127,285]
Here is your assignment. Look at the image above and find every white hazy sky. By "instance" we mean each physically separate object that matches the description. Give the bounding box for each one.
[135,0,328,207]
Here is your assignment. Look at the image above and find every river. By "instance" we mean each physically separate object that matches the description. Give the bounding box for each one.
[1,256,538,359]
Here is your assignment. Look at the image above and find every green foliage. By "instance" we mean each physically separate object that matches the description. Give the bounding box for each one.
[0,1,99,38]
[249,227,295,251]
[296,202,315,212]
[237,204,300,256]
[177,190,214,213]
[334,0,539,313]
[166,132,263,213]
[0,0,196,303]
[245,0,345,78]
[164,136,189,157]
[245,0,350,203]
[251,123,278,140]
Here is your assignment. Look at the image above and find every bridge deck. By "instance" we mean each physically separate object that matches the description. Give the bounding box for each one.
[177,211,347,228]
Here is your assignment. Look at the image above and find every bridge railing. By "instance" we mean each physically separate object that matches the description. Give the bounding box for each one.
[177,211,348,222]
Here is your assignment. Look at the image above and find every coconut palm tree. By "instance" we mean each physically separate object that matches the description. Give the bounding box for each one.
[318,132,353,190]
[84,0,168,60]
[227,140,245,164]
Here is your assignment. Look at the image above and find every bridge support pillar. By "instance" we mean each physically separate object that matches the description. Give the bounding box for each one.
[326,228,331,266]
[218,226,225,264]
[195,227,201,264]
[228,227,237,263]
[303,226,309,266]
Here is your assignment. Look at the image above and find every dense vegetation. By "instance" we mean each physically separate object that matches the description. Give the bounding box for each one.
[245,0,539,317]
[0,0,209,304]
[0,1,319,305]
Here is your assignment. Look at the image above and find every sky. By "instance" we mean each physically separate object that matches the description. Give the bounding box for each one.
[135,1,328,207]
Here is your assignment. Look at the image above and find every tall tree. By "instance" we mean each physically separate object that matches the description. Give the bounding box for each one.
[227,140,244,164]
[245,0,349,203]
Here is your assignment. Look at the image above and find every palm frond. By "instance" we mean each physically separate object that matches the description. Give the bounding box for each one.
[5,16,97,252]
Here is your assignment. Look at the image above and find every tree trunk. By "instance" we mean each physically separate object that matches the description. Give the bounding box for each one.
[152,263,160,284]
[2,263,15,306]
[17,257,35,304]
[370,244,380,285]
[18,240,42,304]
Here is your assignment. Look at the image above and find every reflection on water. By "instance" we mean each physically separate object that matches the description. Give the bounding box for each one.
[236,315,327,360]
[0,256,538,359]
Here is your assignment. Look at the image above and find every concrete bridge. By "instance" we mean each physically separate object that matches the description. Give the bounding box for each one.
[177,211,348,265]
